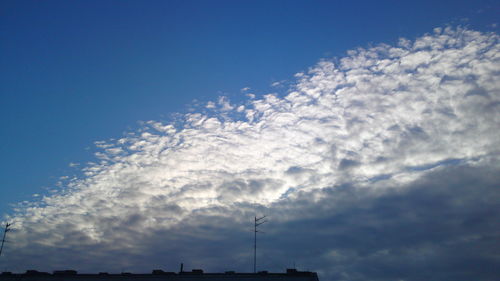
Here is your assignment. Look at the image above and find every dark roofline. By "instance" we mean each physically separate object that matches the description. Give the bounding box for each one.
[1,268,318,278]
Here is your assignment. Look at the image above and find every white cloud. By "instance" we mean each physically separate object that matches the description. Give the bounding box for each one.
[217,96,234,111]
[206,101,216,109]
[271,80,286,88]
[2,27,499,280]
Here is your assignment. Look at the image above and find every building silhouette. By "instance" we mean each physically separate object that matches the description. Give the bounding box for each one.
[0,269,319,281]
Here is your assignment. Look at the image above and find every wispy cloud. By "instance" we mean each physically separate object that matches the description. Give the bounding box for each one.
[3,27,499,280]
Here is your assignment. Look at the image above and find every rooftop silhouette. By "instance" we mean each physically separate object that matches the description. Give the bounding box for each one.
[0,269,320,281]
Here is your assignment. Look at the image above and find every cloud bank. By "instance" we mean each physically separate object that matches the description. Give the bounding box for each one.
[3,27,500,281]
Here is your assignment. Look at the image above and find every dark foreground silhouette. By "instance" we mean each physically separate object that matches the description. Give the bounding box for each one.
[0,268,319,281]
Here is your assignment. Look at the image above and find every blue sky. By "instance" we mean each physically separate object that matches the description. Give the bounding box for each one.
[1,1,499,280]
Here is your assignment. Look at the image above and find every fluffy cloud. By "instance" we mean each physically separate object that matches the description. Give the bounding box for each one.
[3,27,499,281]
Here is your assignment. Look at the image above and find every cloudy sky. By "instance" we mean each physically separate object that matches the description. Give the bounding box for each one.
[1,1,499,281]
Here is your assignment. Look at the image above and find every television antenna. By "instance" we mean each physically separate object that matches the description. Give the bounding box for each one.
[253,215,267,273]
[0,223,11,257]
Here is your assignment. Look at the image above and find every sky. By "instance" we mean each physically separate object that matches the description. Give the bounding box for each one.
[0,1,499,280]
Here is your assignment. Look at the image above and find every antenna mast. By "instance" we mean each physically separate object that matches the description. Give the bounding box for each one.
[0,223,11,257]
[253,215,267,273]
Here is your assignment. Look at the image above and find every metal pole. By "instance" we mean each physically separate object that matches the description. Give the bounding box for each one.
[253,215,267,273]
[253,216,256,273]
[0,223,11,257]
